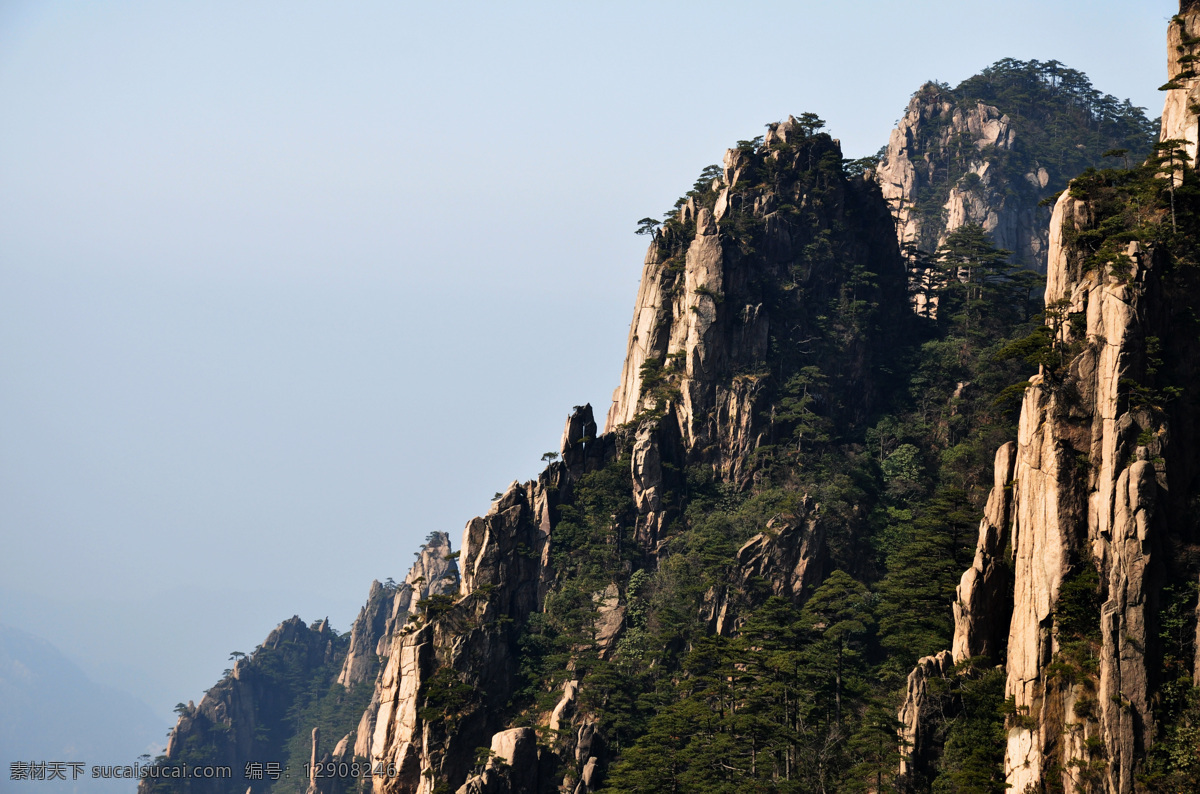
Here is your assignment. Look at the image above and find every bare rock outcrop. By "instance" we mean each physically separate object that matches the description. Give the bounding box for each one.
[306,727,355,794]
[592,584,625,657]
[952,441,1017,663]
[604,201,770,480]
[570,721,605,794]
[370,423,605,794]
[702,502,825,635]
[548,681,578,734]
[560,404,617,482]
[347,533,460,757]
[454,728,540,794]
[606,118,903,518]
[876,86,1049,281]
[897,650,953,783]
[336,579,394,689]
[1161,6,1200,173]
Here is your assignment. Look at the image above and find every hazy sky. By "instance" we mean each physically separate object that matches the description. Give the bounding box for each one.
[0,0,1177,724]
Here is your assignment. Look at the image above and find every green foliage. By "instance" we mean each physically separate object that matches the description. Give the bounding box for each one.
[876,487,976,667]
[601,592,888,793]
[635,217,661,237]
[1055,562,1101,642]
[417,664,482,752]
[776,367,833,453]
[636,358,683,418]
[1143,578,1200,792]
[927,663,1008,794]
[418,593,456,620]
[933,224,1041,335]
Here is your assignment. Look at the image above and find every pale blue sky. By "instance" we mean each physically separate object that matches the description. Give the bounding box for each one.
[0,0,1176,725]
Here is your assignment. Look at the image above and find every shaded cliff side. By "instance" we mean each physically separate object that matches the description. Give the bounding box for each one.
[140,617,359,794]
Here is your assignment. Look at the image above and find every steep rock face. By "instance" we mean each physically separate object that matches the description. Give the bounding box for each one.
[369,412,610,794]
[952,441,1017,664]
[1162,5,1200,171]
[876,87,1048,276]
[898,204,1168,793]
[607,118,904,547]
[604,201,772,477]
[897,650,954,782]
[337,580,394,689]
[340,535,460,689]
[876,60,1157,320]
[349,533,461,759]
[385,533,460,644]
[591,583,625,657]
[1000,198,1165,794]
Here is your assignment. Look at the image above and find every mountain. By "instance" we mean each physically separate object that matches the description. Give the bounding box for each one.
[139,5,1200,793]
[0,624,168,794]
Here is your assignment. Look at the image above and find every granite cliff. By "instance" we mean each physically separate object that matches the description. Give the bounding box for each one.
[144,9,1200,793]
[898,5,1200,792]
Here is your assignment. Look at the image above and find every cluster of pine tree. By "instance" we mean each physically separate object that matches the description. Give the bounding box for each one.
[956,58,1160,177]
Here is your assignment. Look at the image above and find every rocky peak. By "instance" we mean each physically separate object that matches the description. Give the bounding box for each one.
[144,616,343,794]
[336,580,391,688]
[876,60,1159,316]
[560,403,612,477]
[605,124,904,512]
[875,84,1046,280]
[337,533,460,690]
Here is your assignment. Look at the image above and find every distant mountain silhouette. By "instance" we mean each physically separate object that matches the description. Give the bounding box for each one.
[0,624,168,793]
